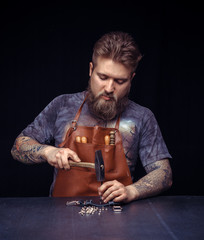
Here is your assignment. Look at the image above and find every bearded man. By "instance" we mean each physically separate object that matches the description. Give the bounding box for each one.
[11,31,172,203]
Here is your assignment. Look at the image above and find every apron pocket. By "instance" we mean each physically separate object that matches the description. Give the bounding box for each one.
[74,142,95,164]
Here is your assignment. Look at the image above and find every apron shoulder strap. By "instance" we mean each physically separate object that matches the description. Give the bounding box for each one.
[115,115,120,130]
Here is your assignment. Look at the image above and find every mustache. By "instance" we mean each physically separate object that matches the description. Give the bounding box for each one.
[86,82,129,120]
[98,91,117,101]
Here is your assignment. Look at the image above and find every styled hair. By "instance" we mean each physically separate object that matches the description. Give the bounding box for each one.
[92,31,142,72]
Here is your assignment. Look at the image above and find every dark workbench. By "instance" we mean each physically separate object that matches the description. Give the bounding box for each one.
[0,196,203,240]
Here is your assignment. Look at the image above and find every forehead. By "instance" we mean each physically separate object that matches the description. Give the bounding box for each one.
[94,57,132,79]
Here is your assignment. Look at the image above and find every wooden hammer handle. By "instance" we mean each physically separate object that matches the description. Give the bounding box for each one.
[69,161,95,169]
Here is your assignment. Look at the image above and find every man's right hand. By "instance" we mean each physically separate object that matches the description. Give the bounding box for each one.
[42,146,81,170]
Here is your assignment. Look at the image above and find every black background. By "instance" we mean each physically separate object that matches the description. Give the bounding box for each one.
[1,3,203,197]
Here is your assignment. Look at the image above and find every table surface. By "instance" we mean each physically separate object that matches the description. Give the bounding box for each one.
[0,196,204,240]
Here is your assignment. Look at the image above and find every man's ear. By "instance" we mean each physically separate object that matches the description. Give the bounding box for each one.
[89,62,93,77]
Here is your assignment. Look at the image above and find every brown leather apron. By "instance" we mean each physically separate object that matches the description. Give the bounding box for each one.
[52,96,132,197]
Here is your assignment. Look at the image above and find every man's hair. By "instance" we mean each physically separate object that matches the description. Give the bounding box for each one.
[92,31,142,72]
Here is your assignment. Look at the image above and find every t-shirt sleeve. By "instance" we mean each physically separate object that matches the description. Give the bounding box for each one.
[21,96,61,144]
[139,112,172,167]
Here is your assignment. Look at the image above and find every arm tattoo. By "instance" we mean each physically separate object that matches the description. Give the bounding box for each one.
[11,134,48,164]
[132,159,172,200]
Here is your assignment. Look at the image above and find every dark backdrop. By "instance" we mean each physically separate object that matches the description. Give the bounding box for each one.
[1,3,203,197]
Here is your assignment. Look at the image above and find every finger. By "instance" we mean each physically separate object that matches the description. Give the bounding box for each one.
[59,150,70,170]
[67,149,81,162]
[55,151,63,169]
[61,157,70,170]
[57,158,63,169]
[100,181,125,202]
[112,193,127,203]
[103,189,123,203]
[99,180,122,196]
[102,184,119,200]
[98,181,115,195]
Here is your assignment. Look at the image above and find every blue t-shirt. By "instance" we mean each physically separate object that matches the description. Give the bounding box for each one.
[22,91,172,182]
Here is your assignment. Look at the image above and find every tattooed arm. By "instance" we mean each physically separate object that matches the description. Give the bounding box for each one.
[11,133,81,169]
[130,159,172,200]
[11,133,50,164]
[98,159,172,203]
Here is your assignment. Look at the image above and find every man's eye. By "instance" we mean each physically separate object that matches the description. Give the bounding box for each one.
[99,76,107,80]
[115,79,125,84]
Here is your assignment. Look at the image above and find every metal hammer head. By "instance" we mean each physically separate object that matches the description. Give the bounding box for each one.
[95,150,105,182]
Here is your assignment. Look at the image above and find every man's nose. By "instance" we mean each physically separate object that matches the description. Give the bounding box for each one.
[104,79,115,93]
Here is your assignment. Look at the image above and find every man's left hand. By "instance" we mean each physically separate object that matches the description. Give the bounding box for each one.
[98,180,137,203]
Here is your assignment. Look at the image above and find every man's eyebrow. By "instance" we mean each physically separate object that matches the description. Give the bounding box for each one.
[97,72,106,76]
[97,72,128,81]
[97,72,108,78]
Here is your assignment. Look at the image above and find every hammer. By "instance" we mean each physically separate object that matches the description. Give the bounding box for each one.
[69,150,105,183]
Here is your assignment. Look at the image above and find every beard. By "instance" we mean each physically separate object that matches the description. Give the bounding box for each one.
[86,81,130,121]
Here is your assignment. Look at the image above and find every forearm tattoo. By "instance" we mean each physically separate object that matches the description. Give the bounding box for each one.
[132,159,172,199]
[11,134,48,164]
